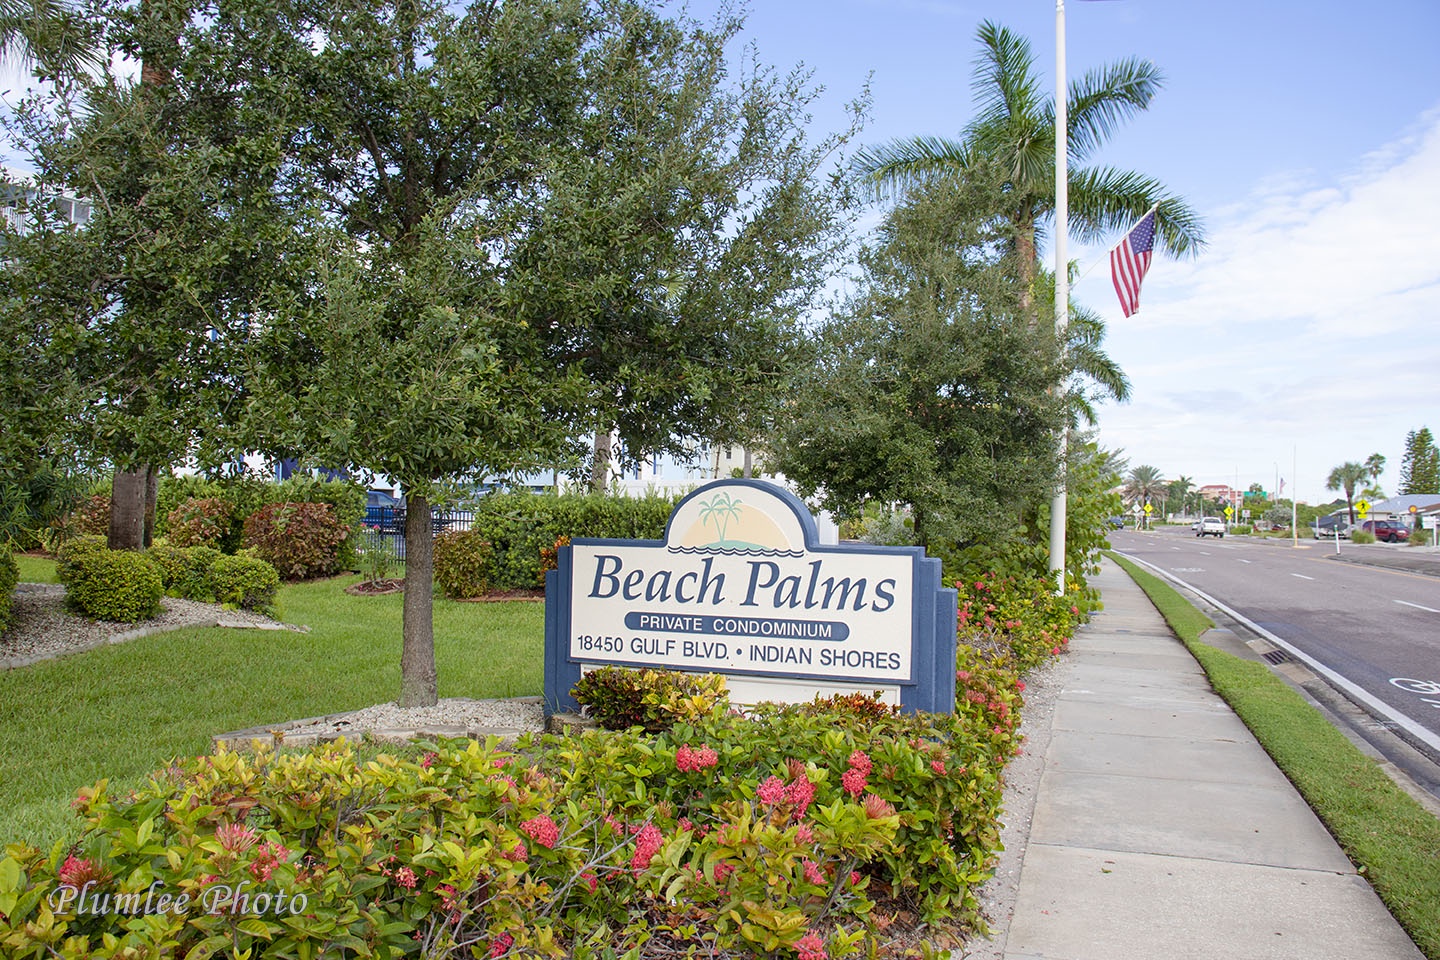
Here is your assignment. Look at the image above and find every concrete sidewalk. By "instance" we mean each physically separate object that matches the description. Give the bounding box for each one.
[996,559,1424,960]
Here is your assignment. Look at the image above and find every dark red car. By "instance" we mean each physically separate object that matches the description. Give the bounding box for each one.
[1362,520,1411,543]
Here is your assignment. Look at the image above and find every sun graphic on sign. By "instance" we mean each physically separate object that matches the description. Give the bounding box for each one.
[670,491,801,556]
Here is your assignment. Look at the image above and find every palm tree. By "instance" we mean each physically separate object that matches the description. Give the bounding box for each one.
[1168,475,1194,518]
[1326,462,1368,526]
[0,0,95,80]
[854,21,1204,313]
[1362,452,1386,499]
[1124,464,1163,526]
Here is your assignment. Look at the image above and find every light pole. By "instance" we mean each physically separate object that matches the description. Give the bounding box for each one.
[1047,0,1070,595]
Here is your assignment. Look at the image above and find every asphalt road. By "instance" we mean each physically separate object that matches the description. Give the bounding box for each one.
[1109,528,1440,759]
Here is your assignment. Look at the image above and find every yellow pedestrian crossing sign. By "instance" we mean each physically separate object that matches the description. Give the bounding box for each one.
[1356,500,1370,519]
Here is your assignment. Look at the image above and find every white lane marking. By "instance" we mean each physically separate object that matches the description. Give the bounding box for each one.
[1238,559,1252,564]
[1291,573,1315,580]
[1115,552,1440,755]
[1395,600,1440,614]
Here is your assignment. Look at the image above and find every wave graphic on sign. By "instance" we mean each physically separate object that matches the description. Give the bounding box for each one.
[668,491,804,558]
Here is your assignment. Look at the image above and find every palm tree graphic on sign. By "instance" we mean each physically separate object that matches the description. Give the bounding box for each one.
[697,492,744,547]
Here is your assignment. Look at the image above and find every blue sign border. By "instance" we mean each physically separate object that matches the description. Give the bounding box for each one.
[544,480,957,715]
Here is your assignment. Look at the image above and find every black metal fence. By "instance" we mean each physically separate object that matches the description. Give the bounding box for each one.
[358,507,474,562]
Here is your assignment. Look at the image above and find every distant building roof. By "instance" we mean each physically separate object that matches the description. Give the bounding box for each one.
[1368,494,1440,514]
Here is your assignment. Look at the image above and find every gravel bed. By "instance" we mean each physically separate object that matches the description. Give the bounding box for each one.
[281,697,548,738]
[2,586,291,667]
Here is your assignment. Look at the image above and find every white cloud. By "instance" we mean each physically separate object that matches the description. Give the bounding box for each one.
[1080,106,1440,504]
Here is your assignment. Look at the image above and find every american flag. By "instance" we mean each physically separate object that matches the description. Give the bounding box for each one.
[1110,205,1157,318]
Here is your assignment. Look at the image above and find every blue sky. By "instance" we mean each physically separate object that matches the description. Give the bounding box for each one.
[686,0,1440,505]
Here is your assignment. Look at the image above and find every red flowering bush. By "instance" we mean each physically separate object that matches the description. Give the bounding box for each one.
[241,501,349,580]
[164,497,233,550]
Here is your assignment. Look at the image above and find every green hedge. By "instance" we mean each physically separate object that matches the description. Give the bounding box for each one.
[209,554,280,616]
[0,547,17,634]
[469,491,682,590]
[64,549,163,623]
[156,475,365,568]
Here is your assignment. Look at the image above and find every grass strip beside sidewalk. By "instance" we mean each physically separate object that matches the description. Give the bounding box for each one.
[1108,552,1440,960]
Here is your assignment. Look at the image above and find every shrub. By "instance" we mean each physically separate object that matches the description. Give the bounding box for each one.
[466,491,681,590]
[1231,524,1252,536]
[54,535,108,585]
[571,665,729,732]
[64,549,163,622]
[432,529,493,599]
[0,547,17,634]
[64,493,111,537]
[0,699,1003,958]
[241,501,348,580]
[146,544,222,601]
[164,497,233,549]
[208,554,280,615]
[537,534,570,585]
[1350,530,1376,544]
[1408,529,1432,547]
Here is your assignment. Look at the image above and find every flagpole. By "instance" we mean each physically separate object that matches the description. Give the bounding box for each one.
[1048,0,1069,595]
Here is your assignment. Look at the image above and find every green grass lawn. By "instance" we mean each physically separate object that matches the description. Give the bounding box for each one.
[14,553,61,583]
[1,566,546,849]
[1108,552,1440,960]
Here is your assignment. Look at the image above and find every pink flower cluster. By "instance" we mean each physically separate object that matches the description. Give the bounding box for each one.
[795,931,828,960]
[520,814,560,850]
[248,841,289,882]
[802,859,825,885]
[394,866,417,890]
[631,824,664,876]
[675,743,719,772]
[756,775,786,805]
[57,855,109,889]
[215,822,258,853]
[841,749,872,797]
[489,932,514,958]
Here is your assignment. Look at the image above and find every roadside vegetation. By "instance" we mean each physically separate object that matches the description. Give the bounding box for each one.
[1109,553,1440,960]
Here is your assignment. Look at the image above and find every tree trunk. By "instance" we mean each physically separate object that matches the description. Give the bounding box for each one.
[590,427,612,493]
[143,466,159,548]
[108,467,148,550]
[742,447,753,479]
[400,492,438,707]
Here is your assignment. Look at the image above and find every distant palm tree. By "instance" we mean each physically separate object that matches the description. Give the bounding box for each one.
[1363,452,1386,499]
[1125,464,1163,526]
[0,0,95,80]
[1167,475,1194,518]
[853,20,1204,314]
[1326,462,1368,526]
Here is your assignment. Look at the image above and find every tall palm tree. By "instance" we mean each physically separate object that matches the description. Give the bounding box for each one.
[854,21,1204,312]
[1362,452,1386,499]
[1168,474,1194,517]
[0,0,95,80]
[1327,461,1368,526]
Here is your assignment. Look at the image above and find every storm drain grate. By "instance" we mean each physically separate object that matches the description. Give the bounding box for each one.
[1261,649,1293,665]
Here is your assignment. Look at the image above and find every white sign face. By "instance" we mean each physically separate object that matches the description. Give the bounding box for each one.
[567,488,915,685]
[1423,516,1438,530]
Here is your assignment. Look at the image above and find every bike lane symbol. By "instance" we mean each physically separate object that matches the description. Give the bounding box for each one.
[1390,677,1440,709]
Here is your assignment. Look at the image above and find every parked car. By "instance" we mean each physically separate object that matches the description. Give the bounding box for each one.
[1105,516,1126,529]
[1312,517,1349,539]
[1362,519,1411,543]
[1195,517,1225,538]
[365,490,403,535]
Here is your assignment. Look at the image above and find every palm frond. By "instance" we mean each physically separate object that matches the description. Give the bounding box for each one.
[972,20,1041,129]
[1062,58,1164,161]
[851,135,973,201]
[1067,166,1205,257]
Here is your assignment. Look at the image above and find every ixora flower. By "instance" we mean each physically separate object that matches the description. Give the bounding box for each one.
[794,931,828,960]
[846,750,872,777]
[675,743,719,772]
[488,931,514,958]
[520,815,560,850]
[630,824,664,876]
[57,854,110,889]
[861,793,896,820]
[248,841,290,882]
[214,822,259,853]
[755,775,787,805]
[840,767,867,798]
